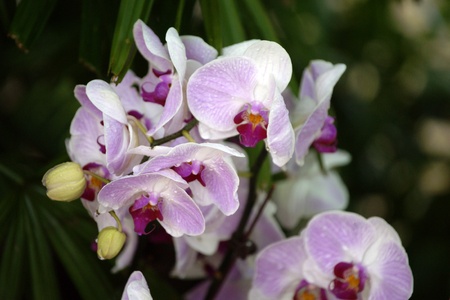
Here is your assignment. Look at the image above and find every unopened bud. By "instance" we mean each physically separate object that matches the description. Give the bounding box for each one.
[42,162,86,201]
[97,226,126,260]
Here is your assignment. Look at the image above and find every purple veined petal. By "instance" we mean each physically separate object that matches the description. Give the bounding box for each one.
[252,236,307,299]
[181,35,218,65]
[103,114,130,175]
[129,145,172,159]
[147,74,183,135]
[136,142,243,174]
[97,173,181,211]
[304,211,378,275]
[266,92,295,167]
[294,97,330,165]
[133,20,172,72]
[222,39,260,56]
[191,158,240,215]
[367,217,402,244]
[166,27,187,79]
[187,56,259,135]
[74,85,102,119]
[67,107,105,166]
[86,80,128,124]
[365,241,413,300]
[243,41,292,92]
[113,70,143,112]
[158,187,205,237]
[172,237,199,278]
[121,271,152,300]
[112,215,139,273]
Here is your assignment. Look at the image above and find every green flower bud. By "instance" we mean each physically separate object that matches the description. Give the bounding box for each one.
[42,162,86,202]
[97,226,126,260]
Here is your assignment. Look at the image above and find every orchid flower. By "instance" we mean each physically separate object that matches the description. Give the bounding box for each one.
[292,60,346,165]
[250,211,413,300]
[303,211,413,300]
[97,169,205,237]
[133,20,217,135]
[249,234,330,300]
[131,142,244,216]
[187,40,295,166]
[273,150,351,229]
[121,271,152,300]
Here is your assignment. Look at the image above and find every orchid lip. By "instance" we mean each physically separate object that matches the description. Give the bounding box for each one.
[129,193,164,235]
[329,262,367,300]
[234,104,269,147]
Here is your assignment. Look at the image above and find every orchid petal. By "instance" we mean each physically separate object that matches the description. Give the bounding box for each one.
[166,27,187,79]
[222,39,260,56]
[253,236,307,299]
[121,271,152,300]
[187,56,258,134]
[304,211,378,274]
[112,216,139,273]
[181,35,218,65]
[103,114,129,175]
[133,20,172,72]
[172,237,199,278]
[159,189,205,237]
[97,173,186,212]
[74,85,102,119]
[67,108,105,166]
[294,96,329,165]
[86,80,128,124]
[266,92,295,167]
[147,74,183,135]
[366,241,413,300]
[192,158,240,215]
[243,41,292,91]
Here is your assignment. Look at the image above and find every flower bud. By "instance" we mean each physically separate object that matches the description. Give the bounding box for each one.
[97,226,126,260]
[42,162,86,202]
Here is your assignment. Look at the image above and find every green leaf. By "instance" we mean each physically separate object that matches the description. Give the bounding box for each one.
[24,194,60,300]
[0,195,26,299]
[219,0,246,46]
[43,208,115,300]
[79,0,116,76]
[242,0,278,42]
[199,0,222,51]
[9,0,58,51]
[109,0,154,84]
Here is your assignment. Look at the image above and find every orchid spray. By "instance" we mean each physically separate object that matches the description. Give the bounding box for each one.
[42,19,413,300]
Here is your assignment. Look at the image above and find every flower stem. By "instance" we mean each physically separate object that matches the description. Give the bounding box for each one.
[204,147,268,300]
[109,210,123,232]
[83,170,110,184]
[151,119,198,147]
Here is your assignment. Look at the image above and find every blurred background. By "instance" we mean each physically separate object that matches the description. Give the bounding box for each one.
[1,0,449,299]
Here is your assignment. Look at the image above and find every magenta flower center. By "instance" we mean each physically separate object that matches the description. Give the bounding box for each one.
[313,116,337,153]
[172,160,206,186]
[129,193,164,235]
[81,163,109,201]
[141,69,172,106]
[233,104,269,147]
[294,280,327,300]
[329,262,367,300]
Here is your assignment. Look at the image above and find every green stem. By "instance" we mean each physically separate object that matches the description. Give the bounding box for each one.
[151,119,198,147]
[83,170,110,184]
[108,210,122,232]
